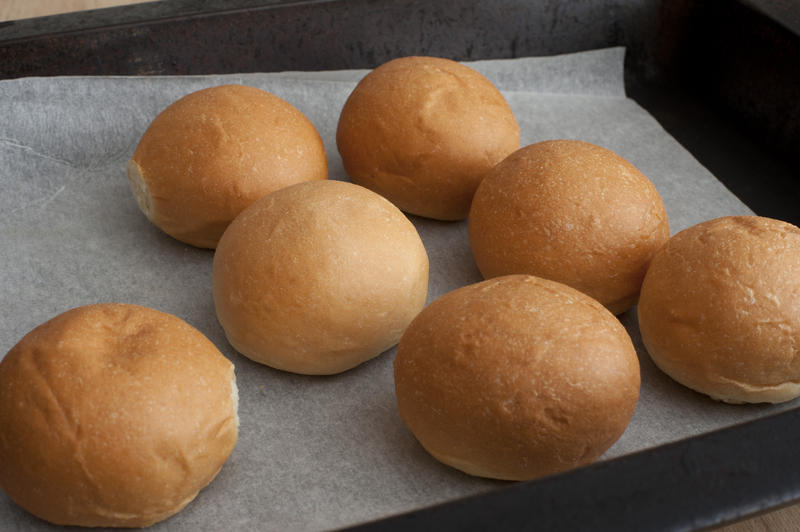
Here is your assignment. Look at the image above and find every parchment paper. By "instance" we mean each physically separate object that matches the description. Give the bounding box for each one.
[1,47,794,531]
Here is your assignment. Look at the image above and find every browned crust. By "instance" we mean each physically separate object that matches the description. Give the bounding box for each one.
[468,139,670,314]
[129,84,328,248]
[638,216,800,403]
[213,180,429,375]
[0,303,238,527]
[336,56,520,220]
[394,274,640,481]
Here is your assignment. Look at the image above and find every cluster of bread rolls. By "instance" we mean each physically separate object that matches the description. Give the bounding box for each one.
[3,54,799,528]
[335,56,800,479]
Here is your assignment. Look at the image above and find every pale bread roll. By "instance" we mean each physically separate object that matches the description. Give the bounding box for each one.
[638,216,800,404]
[128,84,328,248]
[336,56,520,220]
[394,275,640,481]
[468,139,669,314]
[0,303,238,527]
[213,180,429,375]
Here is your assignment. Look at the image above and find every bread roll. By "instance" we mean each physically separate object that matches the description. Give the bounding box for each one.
[394,275,640,481]
[638,216,800,403]
[468,139,669,314]
[336,56,520,220]
[128,84,328,248]
[0,303,238,527]
[213,180,429,375]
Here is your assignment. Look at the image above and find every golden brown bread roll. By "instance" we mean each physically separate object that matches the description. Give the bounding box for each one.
[213,180,429,375]
[0,303,238,527]
[336,56,520,220]
[128,84,328,248]
[638,215,800,403]
[468,139,669,314]
[394,275,640,481]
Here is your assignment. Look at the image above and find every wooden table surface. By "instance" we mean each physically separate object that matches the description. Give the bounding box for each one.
[0,1,796,531]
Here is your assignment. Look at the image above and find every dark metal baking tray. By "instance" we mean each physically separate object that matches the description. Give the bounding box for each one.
[2,1,799,529]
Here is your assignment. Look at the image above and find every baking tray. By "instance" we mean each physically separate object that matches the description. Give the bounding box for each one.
[1,1,799,530]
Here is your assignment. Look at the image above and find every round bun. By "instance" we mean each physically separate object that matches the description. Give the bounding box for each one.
[0,303,238,527]
[336,56,520,221]
[128,84,328,248]
[213,180,429,375]
[468,139,669,314]
[638,216,800,404]
[394,274,640,481]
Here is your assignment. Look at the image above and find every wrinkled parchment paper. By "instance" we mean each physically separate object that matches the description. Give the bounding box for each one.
[1,48,793,530]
